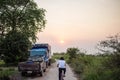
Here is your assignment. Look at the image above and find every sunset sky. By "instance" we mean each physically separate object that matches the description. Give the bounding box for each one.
[35,0,120,54]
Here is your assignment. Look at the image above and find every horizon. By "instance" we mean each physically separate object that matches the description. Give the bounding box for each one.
[35,0,120,54]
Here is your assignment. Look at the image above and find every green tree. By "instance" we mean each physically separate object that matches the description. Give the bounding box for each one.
[97,34,120,80]
[97,34,120,54]
[97,34,120,67]
[0,0,46,65]
[0,0,46,42]
[67,47,79,59]
[1,31,31,65]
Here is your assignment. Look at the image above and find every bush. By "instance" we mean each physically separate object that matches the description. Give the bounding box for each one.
[0,68,17,80]
[50,58,56,63]
[67,54,108,80]
[101,54,120,80]
[0,60,5,67]
[70,58,84,74]
[0,31,31,65]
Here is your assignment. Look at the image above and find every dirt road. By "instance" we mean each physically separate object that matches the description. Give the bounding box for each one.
[26,61,78,80]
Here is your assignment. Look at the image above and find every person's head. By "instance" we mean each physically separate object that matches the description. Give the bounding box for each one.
[60,57,64,60]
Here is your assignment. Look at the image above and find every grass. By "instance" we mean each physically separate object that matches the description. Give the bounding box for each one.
[0,67,18,79]
[0,60,21,79]
[69,54,120,80]
[51,53,120,80]
[0,60,5,66]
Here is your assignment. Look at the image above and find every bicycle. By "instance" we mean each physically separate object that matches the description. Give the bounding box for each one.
[59,70,64,80]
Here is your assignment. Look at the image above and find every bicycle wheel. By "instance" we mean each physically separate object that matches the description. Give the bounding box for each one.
[61,71,64,80]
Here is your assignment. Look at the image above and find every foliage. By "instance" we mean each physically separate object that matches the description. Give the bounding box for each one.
[69,57,84,74]
[53,52,66,59]
[50,58,56,63]
[52,34,120,80]
[66,47,79,59]
[0,0,46,42]
[0,31,31,65]
[0,0,46,65]
[97,34,120,80]
[66,47,120,80]
[0,68,17,80]
[0,60,5,66]
[97,34,120,53]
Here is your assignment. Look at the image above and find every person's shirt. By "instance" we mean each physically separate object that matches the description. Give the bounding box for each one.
[57,60,66,68]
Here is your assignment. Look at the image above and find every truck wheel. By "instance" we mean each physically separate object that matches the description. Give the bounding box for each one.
[46,62,48,68]
[21,72,26,76]
[48,60,51,66]
[39,70,44,76]
[43,69,46,72]
[31,72,37,76]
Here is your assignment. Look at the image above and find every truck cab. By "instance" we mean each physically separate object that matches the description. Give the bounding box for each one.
[31,44,51,66]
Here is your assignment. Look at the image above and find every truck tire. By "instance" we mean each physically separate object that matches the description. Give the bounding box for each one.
[43,68,46,72]
[39,70,44,76]
[31,72,37,76]
[46,62,48,68]
[21,72,26,76]
[48,59,51,66]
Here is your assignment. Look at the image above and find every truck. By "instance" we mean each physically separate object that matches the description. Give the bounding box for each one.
[18,43,51,76]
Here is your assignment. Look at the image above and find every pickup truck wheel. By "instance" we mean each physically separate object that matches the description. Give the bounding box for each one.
[48,61,51,66]
[43,69,46,72]
[21,72,26,76]
[46,62,48,68]
[39,70,44,76]
[48,59,51,66]
[31,72,37,76]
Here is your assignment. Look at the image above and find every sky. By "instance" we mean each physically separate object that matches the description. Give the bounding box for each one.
[34,0,120,54]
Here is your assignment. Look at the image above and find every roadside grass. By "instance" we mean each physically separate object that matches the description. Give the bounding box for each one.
[0,60,5,66]
[52,53,120,80]
[67,54,120,80]
[51,57,56,63]
[82,56,103,80]
[0,60,24,80]
[0,67,18,79]
[52,54,64,59]
[52,53,69,60]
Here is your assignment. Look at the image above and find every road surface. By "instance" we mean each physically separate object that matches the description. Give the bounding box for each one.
[26,61,78,80]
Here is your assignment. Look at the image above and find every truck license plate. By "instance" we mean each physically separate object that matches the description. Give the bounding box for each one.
[27,71,32,73]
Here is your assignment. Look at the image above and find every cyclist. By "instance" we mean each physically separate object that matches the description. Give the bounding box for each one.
[57,57,66,80]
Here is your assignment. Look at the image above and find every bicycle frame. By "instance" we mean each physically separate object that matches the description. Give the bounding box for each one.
[60,70,64,80]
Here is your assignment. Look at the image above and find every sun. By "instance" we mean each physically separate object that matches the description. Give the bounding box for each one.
[60,40,65,44]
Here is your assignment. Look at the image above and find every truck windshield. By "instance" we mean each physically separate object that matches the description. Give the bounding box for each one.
[30,49,47,56]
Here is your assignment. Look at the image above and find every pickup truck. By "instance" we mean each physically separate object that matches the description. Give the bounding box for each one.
[18,56,46,76]
[18,43,51,76]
